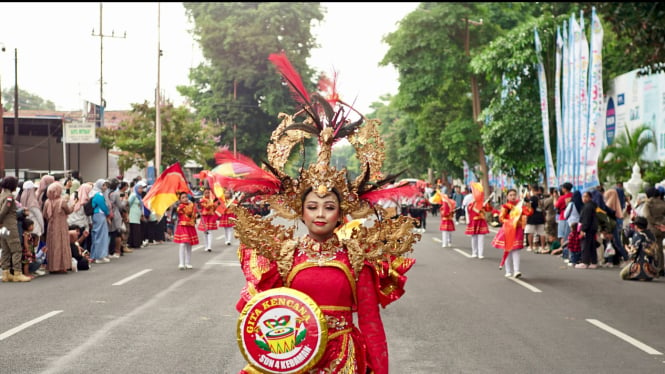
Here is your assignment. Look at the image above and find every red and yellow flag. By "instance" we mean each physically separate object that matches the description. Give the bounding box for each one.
[142,162,193,219]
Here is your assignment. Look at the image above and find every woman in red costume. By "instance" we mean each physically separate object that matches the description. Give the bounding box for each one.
[229,52,422,374]
[464,189,493,259]
[174,192,198,270]
[491,188,533,278]
[439,193,456,247]
[197,187,220,252]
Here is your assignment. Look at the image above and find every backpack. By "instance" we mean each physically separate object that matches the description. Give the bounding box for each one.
[83,199,94,216]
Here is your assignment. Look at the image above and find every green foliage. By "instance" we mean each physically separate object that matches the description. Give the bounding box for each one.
[598,124,656,184]
[2,88,56,111]
[180,3,324,163]
[96,101,216,172]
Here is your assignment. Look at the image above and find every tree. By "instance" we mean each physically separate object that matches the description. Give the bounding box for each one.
[180,3,324,163]
[2,88,56,111]
[593,2,665,75]
[96,101,217,172]
[598,124,656,184]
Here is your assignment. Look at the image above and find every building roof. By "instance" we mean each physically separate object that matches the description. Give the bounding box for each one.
[2,109,132,127]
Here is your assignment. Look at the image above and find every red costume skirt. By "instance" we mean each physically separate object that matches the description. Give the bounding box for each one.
[439,218,455,231]
[199,214,218,231]
[174,225,199,244]
[491,226,525,250]
[219,213,236,228]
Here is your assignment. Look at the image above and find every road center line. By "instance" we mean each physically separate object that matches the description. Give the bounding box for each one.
[586,318,663,355]
[112,269,153,286]
[0,310,63,341]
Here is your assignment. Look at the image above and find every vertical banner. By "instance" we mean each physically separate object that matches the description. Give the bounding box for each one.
[561,21,572,187]
[534,28,558,189]
[555,27,563,187]
[570,13,582,190]
[577,12,590,190]
[584,7,604,190]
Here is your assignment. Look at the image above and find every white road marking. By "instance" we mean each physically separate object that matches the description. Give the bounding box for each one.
[586,319,663,355]
[205,261,240,267]
[507,276,542,293]
[112,269,153,286]
[0,310,63,341]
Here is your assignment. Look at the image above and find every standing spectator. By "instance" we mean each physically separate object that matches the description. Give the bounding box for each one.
[37,174,56,244]
[560,190,583,262]
[439,193,456,248]
[576,191,599,269]
[42,181,74,274]
[105,178,121,258]
[19,180,45,240]
[643,187,665,277]
[198,187,220,252]
[109,180,130,256]
[525,185,546,253]
[555,182,574,248]
[0,176,32,282]
[67,182,93,253]
[542,188,559,249]
[89,179,111,264]
[127,181,147,250]
[452,186,465,224]
[604,188,630,265]
[492,189,533,278]
[219,190,237,246]
[174,191,198,269]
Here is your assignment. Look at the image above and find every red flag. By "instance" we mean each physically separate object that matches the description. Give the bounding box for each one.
[142,162,193,219]
[212,149,281,195]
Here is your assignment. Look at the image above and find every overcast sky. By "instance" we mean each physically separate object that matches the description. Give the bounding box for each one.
[0,2,418,114]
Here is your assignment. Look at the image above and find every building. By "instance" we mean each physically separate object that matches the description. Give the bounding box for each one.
[0,109,134,182]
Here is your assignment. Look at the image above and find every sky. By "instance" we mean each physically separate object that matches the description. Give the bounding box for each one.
[0,2,419,115]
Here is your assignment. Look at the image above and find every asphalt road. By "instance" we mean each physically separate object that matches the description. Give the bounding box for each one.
[2,213,665,374]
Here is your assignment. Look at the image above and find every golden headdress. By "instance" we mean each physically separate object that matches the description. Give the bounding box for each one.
[221,52,421,292]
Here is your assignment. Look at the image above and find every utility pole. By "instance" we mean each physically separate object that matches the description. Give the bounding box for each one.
[155,2,162,176]
[92,2,126,176]
[464,17,489,198]
[13,48,18,179]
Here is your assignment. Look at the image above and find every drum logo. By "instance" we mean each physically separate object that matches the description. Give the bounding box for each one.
[237,288,327,374]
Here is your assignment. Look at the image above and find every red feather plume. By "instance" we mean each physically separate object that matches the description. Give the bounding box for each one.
[268,52,310,106]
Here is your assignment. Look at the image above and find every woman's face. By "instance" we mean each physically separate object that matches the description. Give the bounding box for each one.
[582,192,591,203]
[302,190,340,242]
[179,193,189,203]
[507,190,517,201]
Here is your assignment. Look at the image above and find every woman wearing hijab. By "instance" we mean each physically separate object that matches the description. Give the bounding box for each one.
[67,182,93,252]
[42,181,74,273]
[128,181,147,250]
[19,180,45,238]
[89,179,111,264]
[604,188,630,266]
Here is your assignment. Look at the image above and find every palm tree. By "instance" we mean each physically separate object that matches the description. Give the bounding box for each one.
[598,124,656,183]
